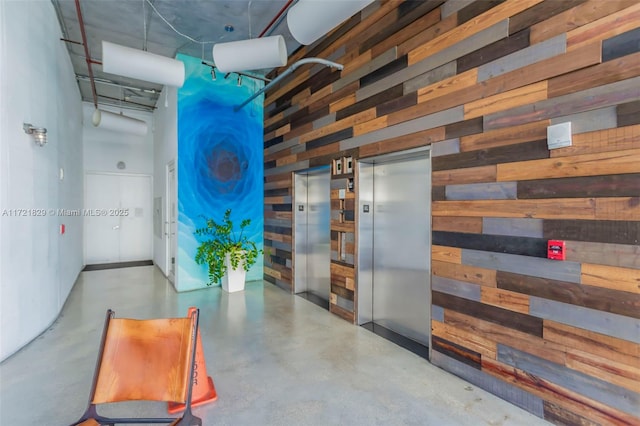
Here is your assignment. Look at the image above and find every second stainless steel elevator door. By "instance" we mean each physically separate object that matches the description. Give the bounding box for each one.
[294,167,331,305]
[358,148,431,348]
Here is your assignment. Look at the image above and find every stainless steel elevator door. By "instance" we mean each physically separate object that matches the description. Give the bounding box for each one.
[368,154,431,346]
[294,167,331,302]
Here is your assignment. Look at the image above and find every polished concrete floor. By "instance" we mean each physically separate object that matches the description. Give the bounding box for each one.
[0,266,550,425]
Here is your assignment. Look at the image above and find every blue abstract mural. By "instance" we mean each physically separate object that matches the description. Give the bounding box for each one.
[177,54,264,291]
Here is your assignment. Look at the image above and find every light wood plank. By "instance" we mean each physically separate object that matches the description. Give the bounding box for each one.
[408,0,544,65]
[432,260,497,287]
[497,149,640,181]
[596,197,640,221]
[432,216,483,234]
[481,287,530,314]
[567,2,640,51]
[566,348,640,393]
[300,108,376,144]
[432,245,462,264]
[464,82,548,120]
[433,199,597,220]
[432,165,497,186]
[417,68,478,104]
[550,125,640,157]
[330,261,355,279]
[432,320,498,359]
[353,116,388,137]
[359,127,445,158]
[581,263,640,294]
[460,120,549,151]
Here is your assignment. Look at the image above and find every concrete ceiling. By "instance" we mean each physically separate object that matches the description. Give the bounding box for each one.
[52,0,300,112]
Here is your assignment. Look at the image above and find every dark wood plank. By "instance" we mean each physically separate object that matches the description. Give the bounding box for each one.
[290,105,330,130]
[497,271,640,319]
[432,185,446,201]
[457,28,530,74]
[445,117,483,139]
[264,135,284,149]
[509,0,587,35]
[518,174,640,199]
[433,231,548,258]
[617,100,640,127]
[603,27,640,62]
[306,12,361,59]
[543,220,640,246]
[309,68,342,94]
[336,84,404,121]
[305,128,353,150]
[330,302,355,323]
[457,0,506,25]
[359,0,444,54]
[432,139,549,172]
[432,291,543,337]
[432,335,482,369]
[543,401,600,426]
[376,92,418,117]
[331,282,354,301]
[360,55,408,88]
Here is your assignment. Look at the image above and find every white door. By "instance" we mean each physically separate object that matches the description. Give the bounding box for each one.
[84,173,153,264]
[167,162,177,283]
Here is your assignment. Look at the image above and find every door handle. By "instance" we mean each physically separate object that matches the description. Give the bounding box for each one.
[113,225,120,230]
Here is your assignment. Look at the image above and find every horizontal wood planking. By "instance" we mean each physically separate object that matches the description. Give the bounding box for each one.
[262,2,640,422]
[580,263,640,294]
[445,309,566,365]
[433,230,548,258]
[432,320,496,359]
[432,260,497,287]
[432,351,545,417]
[530,297,640,344]
[461,249,581,284]
[433,291,543,336]
[497,344,640,416]
[565,240,640,269]
[566,2,640,51]
[543,320,640,366]
[497,149,640,182]
[432,216,483,234]
[483,356,639,425]
[497,270,640,318]
[432,335,482,369]
[543,219,640,246]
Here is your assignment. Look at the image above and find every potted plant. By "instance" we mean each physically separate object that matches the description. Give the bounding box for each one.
[194,209,261,292]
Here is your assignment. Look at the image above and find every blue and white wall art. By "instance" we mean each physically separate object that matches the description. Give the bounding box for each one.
[177,54,264,291]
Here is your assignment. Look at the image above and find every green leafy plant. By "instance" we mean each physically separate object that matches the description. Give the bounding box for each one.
[194,209,261,286]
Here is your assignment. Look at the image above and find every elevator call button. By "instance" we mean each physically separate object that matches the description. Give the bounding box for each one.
[298,205,304,211]
[363,205,370,213]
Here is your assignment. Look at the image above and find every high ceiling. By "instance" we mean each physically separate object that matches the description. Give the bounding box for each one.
[52,0,300,112]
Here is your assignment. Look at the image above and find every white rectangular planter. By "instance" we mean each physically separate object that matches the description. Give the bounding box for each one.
[222,253,246,293]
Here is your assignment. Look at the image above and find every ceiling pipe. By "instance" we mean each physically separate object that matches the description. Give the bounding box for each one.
[234,57,342,112]
[74,0,98,108]
[258,0,295,37]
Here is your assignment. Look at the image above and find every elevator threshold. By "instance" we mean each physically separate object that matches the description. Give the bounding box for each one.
[361,322,429,360]
[83,260,153,271]
[296,291,330,311]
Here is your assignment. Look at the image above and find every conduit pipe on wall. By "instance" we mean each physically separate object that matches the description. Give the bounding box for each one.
[234,58,343,112]
[74,0,98,107]
[92,109,148,136]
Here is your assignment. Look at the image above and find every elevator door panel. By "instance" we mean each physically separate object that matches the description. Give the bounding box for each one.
[372,157,430,346]
[294,168,331,302]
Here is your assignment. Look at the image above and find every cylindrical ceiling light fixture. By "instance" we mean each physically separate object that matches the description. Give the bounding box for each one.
[212,35,287,73]
[102,41,185,87]
[287,0,374,45]
[92,109,148,136]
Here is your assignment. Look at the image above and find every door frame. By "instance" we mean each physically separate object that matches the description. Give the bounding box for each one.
[356,146,432,357]
[83,171,153,265]
[166,161,177,284]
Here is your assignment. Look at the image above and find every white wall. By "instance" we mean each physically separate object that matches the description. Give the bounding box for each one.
[83,103,154,175]
[0,0,83,361]
[152,88,178,276]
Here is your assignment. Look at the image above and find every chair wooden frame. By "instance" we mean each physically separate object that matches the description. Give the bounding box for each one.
[70,309,202,426]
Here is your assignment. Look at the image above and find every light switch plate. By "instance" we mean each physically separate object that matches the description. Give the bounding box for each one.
[338,189,346,199]
[547,122,572,150]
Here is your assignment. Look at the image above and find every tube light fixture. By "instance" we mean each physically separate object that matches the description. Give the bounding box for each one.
[212,35,287,73]
[102,41,185,87]
[23,123,47,146]
[92,109,148,136]
[287,0,374,45]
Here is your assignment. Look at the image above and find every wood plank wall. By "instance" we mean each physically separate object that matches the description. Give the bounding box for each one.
[262,1,640,424]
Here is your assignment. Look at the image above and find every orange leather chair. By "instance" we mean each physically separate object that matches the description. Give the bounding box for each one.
[70,309,202,426]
